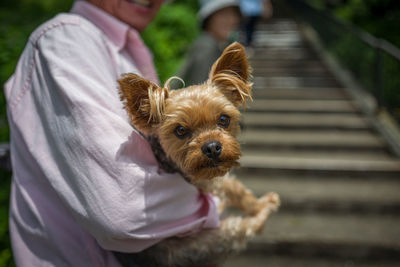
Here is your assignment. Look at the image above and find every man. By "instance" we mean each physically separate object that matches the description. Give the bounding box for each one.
[4,0,219,266]
[178,0,241,86]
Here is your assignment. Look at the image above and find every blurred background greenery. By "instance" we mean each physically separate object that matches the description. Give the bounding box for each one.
[304,0,400,120]
[306,0,400,47]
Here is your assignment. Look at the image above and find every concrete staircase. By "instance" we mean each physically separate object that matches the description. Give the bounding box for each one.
[224,19,400,267]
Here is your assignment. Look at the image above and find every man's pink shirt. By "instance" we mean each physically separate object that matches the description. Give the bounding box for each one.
[4,1,219,266]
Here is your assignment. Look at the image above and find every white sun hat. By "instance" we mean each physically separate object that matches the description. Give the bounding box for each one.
[198,0,239,25]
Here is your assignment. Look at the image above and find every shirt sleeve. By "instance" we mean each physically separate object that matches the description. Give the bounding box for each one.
[8,22,219,253]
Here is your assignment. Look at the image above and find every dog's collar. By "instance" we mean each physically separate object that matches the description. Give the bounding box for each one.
[146,134,192,183]
[130,124,191,182]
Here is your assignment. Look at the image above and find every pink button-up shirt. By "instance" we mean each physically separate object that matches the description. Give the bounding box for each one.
[4,1,219,266]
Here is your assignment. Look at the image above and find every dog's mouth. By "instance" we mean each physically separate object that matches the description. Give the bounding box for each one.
[202,160,222,169]
[203,159,239,168]
[187,159,240,179]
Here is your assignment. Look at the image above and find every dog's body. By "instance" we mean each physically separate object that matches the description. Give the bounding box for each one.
[116,42,279,267]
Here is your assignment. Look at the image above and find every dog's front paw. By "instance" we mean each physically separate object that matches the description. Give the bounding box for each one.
[259,192,280,212]
[244,193,280,236]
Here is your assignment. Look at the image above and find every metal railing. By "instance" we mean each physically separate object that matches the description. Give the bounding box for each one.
[287,0,400,121]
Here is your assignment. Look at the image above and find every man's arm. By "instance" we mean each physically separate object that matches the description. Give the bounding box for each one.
[8,21,219,253]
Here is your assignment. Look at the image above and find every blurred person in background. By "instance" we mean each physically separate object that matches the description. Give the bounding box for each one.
[178,0,241,86]
[240,0,273,48]
[3,0,220,266]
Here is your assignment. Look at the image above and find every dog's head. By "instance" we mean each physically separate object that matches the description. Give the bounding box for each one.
[118,42,252,183]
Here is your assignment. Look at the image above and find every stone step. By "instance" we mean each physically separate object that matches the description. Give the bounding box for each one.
[242,113,371,130]
[252,46,311,54]
[250,60,326,69]
[247,48,318,61]
[249,52,317,61]
[224,253,400,267]
[257,20,299,31]
[254,31,304,47]
[252,87,347,100]
[221,211,400,262]
[240,129,387,151]
[238,152,400,178]
[241,149,393,162]
[251,212,400,258]
[247,99,359,113]
[255,29,301,35]
[254,76,341,88]
[253,67,331,77]
[236,174,400,213]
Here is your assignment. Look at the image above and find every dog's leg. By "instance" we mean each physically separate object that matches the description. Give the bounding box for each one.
[218,177,279,216]
[114,196,279,267]
[234,192,280,235]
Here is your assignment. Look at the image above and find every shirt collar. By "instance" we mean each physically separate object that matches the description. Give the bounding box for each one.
[71,0,139,51]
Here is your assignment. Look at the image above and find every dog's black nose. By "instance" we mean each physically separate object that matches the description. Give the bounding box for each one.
[202,141,222,160]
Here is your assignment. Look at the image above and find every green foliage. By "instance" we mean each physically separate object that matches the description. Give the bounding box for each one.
[142,0,200,83]
[328,33,376,93]
[381,51,400,118]
[305,0,326,10]
[306,0,400,48]
[0,170,12,267]
[334,0,400,48]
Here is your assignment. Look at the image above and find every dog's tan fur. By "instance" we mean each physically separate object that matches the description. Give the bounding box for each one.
[116,42,279,267]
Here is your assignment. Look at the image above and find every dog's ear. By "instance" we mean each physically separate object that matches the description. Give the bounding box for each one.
[118,73,168,134]
[209,42,253,107]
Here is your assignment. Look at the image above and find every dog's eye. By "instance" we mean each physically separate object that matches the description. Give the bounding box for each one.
[218,114,230,128]
[174,125,189,139]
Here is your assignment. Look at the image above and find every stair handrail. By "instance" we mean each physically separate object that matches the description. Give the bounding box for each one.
[287,0,400,121]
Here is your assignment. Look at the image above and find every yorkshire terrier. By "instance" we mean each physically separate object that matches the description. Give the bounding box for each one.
[115,42,280,267]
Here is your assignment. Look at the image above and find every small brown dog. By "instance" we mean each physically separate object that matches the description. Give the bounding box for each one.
[116,42,279,267]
